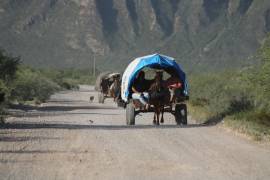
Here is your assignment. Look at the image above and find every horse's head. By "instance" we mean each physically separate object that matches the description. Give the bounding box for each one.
[149,71,170,106]
[109,77,121,100]
[153,71,163,91]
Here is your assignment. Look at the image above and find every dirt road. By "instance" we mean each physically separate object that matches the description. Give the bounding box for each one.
[0,86,270,180]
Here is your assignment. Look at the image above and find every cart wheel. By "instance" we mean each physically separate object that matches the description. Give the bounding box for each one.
[98,93,105,103]
[126,102,135,125]
[175,104,187,125]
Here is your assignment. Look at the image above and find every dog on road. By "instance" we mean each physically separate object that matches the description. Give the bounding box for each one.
[89,96,94,102]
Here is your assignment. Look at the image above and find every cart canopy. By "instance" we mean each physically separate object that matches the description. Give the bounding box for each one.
[95,72,120,91]
[95,71,111,91]
[121,53,188,102]
[107,73,121,79]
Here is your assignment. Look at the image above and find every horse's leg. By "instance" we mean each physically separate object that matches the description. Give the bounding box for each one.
[156,108,160,125]
[160,106,164,123]
[153,110,156,125]
[113,92,116,102]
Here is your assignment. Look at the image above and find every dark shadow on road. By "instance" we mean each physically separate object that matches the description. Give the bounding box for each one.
[202,115,224,126]
[9,104,118,112]
[47,100,87,104]
[1,122,211,130]
[0,150,90,154]
[0,136,60,142]
[6,112,122,118]
[0,132,10,134]
[0,159,35,164]
[77,90,96,93]
[0,150,67,154]
[7,103,121,117]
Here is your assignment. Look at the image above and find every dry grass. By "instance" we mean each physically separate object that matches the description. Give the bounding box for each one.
[188,104,270,142]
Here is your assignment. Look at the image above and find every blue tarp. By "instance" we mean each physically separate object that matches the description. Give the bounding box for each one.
[121,54,188,101]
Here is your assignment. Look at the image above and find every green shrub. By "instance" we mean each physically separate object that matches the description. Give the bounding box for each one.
[59,78,79,90]
[189,70,254,116]
[253,36,270,113]
[0,49,95,106]
[39,68,95,89]
[188,35,270,140]
[11,67,60,103]
[0,49,20,84]
[0,49,20,108]
[0,80,8,104]
[0,80,8,120]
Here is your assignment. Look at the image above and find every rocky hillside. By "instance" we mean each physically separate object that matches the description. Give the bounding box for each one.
[0,0,270,72]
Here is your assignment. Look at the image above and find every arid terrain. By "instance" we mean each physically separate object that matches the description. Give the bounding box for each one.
[0,85,270,180]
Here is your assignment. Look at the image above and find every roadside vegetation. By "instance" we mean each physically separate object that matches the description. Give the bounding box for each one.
[189,36,270,141]
[0,49,95,122]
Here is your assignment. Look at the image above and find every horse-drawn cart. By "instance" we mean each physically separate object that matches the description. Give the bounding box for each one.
[95,72,121,103]
[121,54,189,125]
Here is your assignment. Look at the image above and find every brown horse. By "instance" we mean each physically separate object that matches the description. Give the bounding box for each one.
[149,72,170,125]
[100,78,110,95]
[109,77,121,102]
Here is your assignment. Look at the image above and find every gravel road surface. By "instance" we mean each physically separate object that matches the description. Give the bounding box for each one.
[1,85,270,180]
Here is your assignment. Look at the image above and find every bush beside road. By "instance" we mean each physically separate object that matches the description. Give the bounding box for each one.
[188,36,270,141]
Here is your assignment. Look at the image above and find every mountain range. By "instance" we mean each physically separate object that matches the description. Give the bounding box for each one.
[0,0,270,72]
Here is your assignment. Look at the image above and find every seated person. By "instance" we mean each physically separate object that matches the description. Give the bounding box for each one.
[109,76,121,101]
[131,71,150,107]
[100,78,110,94]
[164,74,182,102]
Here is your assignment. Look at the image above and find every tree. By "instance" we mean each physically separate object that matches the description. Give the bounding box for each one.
[0,49,20,84]
[0,49,20,105]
